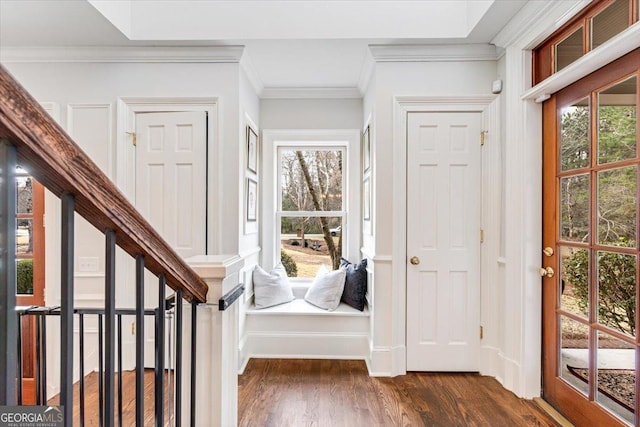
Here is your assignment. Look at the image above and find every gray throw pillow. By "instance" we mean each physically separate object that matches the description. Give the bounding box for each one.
[253,263,294,309]
[340,258,368,311]
[304,265,346,311]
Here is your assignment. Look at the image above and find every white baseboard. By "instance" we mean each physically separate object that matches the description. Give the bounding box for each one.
[368,346,392,376]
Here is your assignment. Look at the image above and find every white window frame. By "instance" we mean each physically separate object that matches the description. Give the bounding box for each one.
[262,130,361,279]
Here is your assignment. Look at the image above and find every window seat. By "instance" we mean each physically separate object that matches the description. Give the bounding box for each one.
[245,283,369,316]
[240,283,370,371]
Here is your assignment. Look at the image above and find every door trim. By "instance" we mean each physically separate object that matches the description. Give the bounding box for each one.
[391,96,498,376]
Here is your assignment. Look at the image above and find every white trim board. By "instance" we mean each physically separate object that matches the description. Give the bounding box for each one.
[0,46,244,63]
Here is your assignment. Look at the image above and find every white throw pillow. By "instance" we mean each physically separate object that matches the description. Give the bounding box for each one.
[253,263,294,309]
[304,265,346,311]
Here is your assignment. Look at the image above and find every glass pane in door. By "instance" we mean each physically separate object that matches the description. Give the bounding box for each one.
[596,331,635,424]
[561,98,590,171]
[598,76,637,165]
[597,166,636,247]
[560,174,590,242]
[560,315,590,396]
[596,251,637,337]
[560,246,589,320]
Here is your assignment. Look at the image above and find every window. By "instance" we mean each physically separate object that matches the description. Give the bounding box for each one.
[533,0,638,84]
[262,130,360,281]
[278,147,345,278]
[15,166,45,305]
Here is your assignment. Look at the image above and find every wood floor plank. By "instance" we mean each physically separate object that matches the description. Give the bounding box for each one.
[239,359,561,427]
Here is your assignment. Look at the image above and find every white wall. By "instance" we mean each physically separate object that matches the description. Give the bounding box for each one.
[368,59,498,376]
[260,98,362,130]
[238,65,261,349]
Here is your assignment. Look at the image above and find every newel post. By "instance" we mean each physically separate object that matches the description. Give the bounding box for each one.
[183,255,244,427]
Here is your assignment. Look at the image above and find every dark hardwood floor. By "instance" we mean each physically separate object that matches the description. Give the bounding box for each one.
[238,359,561,427]
[49,369,173,426]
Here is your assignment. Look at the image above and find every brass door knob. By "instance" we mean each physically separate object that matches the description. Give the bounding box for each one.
[410,256,420,265]
[539,267,554,278]
[543,247,554,257]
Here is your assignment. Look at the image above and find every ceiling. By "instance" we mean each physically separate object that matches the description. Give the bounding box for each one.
[0,0,529,93]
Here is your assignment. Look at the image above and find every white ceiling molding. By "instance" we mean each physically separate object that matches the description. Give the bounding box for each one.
[357,52,375,96]
[523,23,640,101]
[239,52,265,97]
[260,87,362,99]
[369,44,499,62]
[0,46,244,63]
[492,0,590,49]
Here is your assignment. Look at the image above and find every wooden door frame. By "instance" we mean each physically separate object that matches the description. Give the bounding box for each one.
[391,96,499,377]
[541,48,640,426]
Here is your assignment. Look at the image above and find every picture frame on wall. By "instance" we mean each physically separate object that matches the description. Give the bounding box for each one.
[246,178,258,222]
[362,125,371,173]
[363,177,371,221]
[247,126,258,173]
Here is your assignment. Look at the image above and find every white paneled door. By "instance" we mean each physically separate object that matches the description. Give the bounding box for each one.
[406,111,481,372]
[135,111,207,367]
[135,111,207,258]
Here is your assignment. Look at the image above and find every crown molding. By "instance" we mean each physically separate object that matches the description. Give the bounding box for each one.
[492,0,590,49]
[369,44,499,62]
[239,51,265,97]
[260,87,362,99]
[0,46,245,63]
[357,51,375,96]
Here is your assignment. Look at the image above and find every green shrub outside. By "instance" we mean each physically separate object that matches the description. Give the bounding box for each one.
[563,240,636,336]
[281,250,298,277]
[17,259,33,294]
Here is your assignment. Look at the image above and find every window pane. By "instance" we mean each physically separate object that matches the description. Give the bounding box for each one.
[597,166,636,246]
[16,218,33,255]
[560,98,590,171]
[560,174,590,242]
[280,150,343,211]
[16,259,34,295]
[560,246,589,320]
[555,27,584,72]
[597,251,636,337]
[281,217,342,278]
[596,331,635,424]
[591,0,630,50]
[16,176,33,214]
[598,76,637,165]
[560,315,590,397]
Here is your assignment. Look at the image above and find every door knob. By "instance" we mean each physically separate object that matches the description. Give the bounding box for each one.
[543,247,554,257]
[539,267,554,278]
[410,256,420,265]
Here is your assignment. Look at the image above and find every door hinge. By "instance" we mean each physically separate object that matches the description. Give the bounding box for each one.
[480,229,484,243]
[480,326,484,340]
[126,131,137,146]
[131,322,136,335]
[480,130,488,146]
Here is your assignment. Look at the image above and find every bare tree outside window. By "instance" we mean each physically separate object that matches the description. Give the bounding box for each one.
[280,149,344,276]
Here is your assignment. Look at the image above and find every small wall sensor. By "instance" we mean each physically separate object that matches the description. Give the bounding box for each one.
[491,79,503,94]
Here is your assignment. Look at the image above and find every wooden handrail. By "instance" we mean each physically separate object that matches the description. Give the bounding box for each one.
[0,65,207,303]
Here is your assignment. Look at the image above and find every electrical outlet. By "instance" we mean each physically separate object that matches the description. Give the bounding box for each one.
[78,257,99,272]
